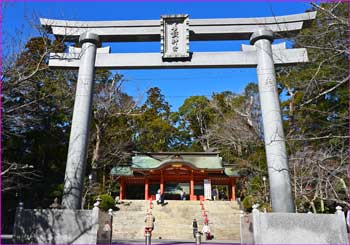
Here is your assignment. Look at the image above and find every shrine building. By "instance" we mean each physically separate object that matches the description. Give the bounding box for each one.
[110,152,239,201]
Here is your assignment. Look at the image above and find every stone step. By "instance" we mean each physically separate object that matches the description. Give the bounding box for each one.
[113,223,144,227]
[115,210,146,214]
[206,215,241,220]
[112,200,241,241]
[203,204,240,209]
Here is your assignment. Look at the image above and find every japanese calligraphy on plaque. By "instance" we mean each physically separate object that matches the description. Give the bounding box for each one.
[160,15,190,59]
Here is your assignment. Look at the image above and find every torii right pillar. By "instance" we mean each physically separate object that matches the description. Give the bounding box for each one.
[251,29,295,213]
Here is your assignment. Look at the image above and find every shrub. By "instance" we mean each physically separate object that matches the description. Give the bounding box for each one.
[242,195,257,212]
[98,194,115,212]
[242,195,272,212]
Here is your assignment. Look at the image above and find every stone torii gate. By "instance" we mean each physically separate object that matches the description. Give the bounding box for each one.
[41,12,316,212]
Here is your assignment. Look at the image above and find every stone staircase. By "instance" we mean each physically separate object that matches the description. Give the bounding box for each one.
[202,201,241,241]
[151,201,203,240]
[112,200,148,240]
[112,200,241,242]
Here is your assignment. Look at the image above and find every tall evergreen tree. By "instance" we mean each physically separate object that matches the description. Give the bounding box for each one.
[134,87,181,152]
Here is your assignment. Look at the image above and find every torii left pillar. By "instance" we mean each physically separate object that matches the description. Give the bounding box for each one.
[62,32,99,209]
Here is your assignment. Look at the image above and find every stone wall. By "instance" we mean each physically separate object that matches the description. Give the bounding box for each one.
[240,212,254,244]
[13,206,100,244]
[251,206,349,244]
[97,209,112,244]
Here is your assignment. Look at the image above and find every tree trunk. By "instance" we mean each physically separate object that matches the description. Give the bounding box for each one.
[102,165,106,193]
[91,123,101,169]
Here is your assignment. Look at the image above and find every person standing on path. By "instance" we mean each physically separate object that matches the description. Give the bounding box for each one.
[201,223,212,240]
[192,218,198,238]
[156,189,161,205]
[212,188,217,200]
[144,210,155,235]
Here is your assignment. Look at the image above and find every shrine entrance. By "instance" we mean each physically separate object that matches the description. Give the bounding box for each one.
[163,183,188,200]
[125,184,144,200]
[42,11,316,212]
[112,152,238,201]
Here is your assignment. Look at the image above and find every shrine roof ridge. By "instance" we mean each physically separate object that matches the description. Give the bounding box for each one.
[134,152,221,156]
[132,153,223,169]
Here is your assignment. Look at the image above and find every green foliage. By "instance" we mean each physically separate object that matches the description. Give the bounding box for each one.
[249,176,263,193]
[3,35,72,200]
[135,87,184,152]
[2,34,73,232]
[98,194,115,212]
[242,195,271,213]
[242,195,257,212]
[89,70,135,168]
[177,96,215,151]
[49,183,64,199]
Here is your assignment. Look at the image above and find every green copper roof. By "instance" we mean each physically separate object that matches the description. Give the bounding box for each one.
[131,153,223,170]
[224,167,241,177]
[110,166,133,176]
[110,153,242,177]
